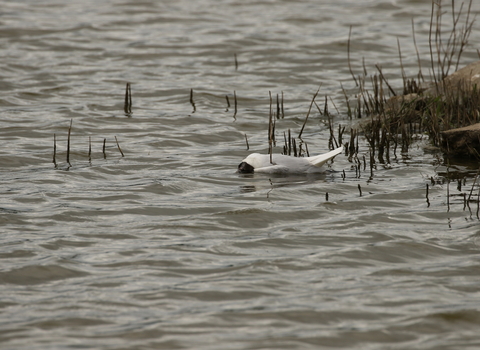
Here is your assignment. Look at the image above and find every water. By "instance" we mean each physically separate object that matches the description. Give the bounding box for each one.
[2,0,480,349]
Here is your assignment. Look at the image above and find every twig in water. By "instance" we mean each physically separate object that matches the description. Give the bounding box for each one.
[53,133,57,167]
[274,93,279,119]
[225,95,230,112]
[103,138,107,159]
[234,53,238,71]
[115,136,124,157]
[244,134,250,151]
[124,83,132,115]
[190,88,196,113]
[447,178,450,212]
[66,119,72,166]
[88,136,92,163]
[233,90,237,120]
[326,192,329,201]
[358,184,362,197]
[426,183,430,207]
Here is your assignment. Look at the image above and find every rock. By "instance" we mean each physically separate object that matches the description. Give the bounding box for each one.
[425,60,480,96]
[441,123,480,158]
[385,93,420,112]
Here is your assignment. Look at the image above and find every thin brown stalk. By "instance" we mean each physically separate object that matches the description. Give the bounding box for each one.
[190,88,196,113]
[268,91,274,164]
[375,64,396,96]
[411,18,424,82]
[298,87,320,140]
[88,136,91,163]
[103,138,107,159]
[225,95,230,111]
[281,91,284,118]
[124,83,132,114]
[429,1,439,90]
[348,26,358,86]
[233,90,237,120]
[66,119,72,166]
[115,136,125,157]
[53,133,57,167]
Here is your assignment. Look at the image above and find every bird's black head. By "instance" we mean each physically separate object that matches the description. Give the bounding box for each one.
[238,161,254,173]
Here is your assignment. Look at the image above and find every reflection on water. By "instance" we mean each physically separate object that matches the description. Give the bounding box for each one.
[1,0,480,349]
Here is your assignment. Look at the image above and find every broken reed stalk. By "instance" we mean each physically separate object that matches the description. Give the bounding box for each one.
[233,90,237,119]
[66,119,72,166]
[190,88,196,113]
[276,94,280,119]
[225,95,230,111]
[115,136,125,157]
[358,184,362,197]
[298,87,320,140]
[124,83,132,114]
[447,178,450,212]
[103,138,107,159]
[369,149,375,179]
[426,183,430,207]
[244,134,249,151]
[53,133,57,167]
[234,53,238,71]
[88,136,92,163]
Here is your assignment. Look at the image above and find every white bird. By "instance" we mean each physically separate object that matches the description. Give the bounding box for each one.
[238,145,343,174]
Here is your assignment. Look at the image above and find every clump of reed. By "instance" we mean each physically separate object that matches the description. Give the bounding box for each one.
[345,0,479,160]
[52,119,125,169]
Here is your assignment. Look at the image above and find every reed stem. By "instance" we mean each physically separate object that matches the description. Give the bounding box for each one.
[53,133,57,167]
[66,119,72,166]
[115,136,125,157]
[124,83,132,115]
[103,138,107,159]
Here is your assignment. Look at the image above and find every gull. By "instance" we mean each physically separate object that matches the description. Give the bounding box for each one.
[238,145,343,174]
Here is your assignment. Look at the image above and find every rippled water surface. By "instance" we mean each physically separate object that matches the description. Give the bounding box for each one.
[2,0,480,349]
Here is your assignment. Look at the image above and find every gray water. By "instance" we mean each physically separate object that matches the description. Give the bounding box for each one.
[2,0,480,349]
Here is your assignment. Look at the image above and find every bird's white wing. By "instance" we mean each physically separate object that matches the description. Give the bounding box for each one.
[306,146,343,167]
